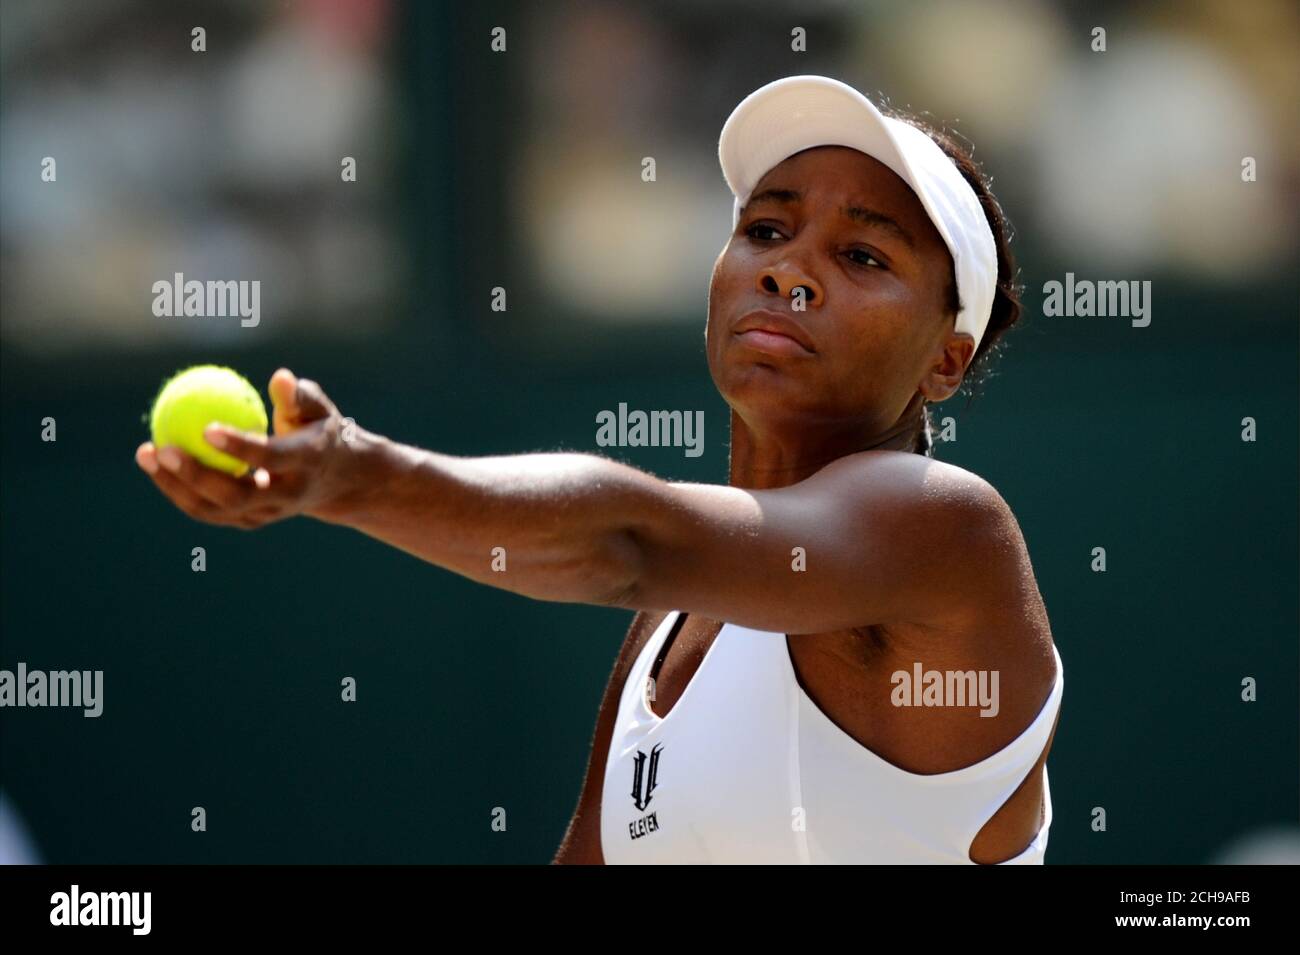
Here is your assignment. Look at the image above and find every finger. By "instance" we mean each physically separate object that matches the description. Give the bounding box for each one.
[140,452,236,525]
[204,425,303,473]
[293,378,340,422]
[269,368,300,435]
[140,442,275,525]
[155,445,257,510]
[269,368,339,432]
[136,442,159,474]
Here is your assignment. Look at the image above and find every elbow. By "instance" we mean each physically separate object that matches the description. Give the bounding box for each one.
[589,526,644,608]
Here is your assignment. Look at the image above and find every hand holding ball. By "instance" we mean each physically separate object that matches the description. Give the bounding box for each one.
[139,366,351,527]
[149,365,268,477]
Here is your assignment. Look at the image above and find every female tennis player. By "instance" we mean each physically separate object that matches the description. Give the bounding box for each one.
[135,75,1062,865]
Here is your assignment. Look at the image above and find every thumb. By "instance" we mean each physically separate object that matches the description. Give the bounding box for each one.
[269,368,338,434]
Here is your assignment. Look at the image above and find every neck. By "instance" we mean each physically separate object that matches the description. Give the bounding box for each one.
[727,394,926,490]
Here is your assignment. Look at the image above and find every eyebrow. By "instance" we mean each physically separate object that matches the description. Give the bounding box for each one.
[742,187,917,248]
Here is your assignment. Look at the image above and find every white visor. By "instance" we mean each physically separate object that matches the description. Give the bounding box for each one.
[718,75,998,351]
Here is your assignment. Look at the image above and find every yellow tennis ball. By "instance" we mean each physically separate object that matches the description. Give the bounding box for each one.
[149,365,268,477]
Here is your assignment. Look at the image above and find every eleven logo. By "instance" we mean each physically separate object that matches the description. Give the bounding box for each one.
[631,742,663,810]
[626,743,664,841]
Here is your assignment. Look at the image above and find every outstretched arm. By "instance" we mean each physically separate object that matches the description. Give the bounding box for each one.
[136,369,1017,634]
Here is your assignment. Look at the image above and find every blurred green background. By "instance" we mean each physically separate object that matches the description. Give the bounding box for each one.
[1,0,1296,863]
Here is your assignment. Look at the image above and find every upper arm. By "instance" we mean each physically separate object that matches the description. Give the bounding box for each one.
[616,451,1021,635]
[553,612,662,864]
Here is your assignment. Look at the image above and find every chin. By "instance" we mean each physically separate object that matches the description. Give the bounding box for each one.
[717,363,822,423]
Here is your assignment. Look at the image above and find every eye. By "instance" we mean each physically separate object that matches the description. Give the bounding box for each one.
[745,222,784,242]
[845,248,885,269]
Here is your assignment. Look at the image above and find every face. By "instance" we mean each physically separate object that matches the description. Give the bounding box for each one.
[706,145,972,435]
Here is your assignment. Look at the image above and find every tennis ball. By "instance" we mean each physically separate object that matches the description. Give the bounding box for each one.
[149,365,268,477]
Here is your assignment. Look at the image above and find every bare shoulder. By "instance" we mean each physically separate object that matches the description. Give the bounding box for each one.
[812,449,1022,542]
[804,450,1035,625]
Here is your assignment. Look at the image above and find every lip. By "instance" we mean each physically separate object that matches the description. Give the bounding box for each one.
[732,309,816,355]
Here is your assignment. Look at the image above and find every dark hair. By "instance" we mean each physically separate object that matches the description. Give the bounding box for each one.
[879,106,1024,456]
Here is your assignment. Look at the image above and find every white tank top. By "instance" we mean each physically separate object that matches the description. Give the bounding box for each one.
[600,610,1064,864]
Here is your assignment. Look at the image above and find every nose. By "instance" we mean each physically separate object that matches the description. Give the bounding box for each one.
[756,263,823,308]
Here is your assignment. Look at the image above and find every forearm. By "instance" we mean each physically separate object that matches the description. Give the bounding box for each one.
[142,374,1009,635]
[322,430,651,605]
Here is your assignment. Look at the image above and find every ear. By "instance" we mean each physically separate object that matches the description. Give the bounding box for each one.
[918,332,976,403]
